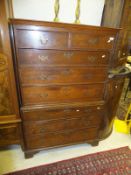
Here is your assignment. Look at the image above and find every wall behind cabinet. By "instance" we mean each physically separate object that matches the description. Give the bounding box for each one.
[12,0,105,26]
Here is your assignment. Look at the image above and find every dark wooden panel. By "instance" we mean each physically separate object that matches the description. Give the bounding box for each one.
[0,1,20,119]
[17,49,110,66]
[0,123,20,147]
[101,0,125,28]
[0,1,21,148]
[21,84,105,105]
[14,30,68,49]
[100,78,125,139]
[0,54,12,115]
[25,128,98,149]
[102,0,131,65]
[19,67,107,85]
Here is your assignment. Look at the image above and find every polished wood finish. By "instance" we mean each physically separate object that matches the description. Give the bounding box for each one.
[14,25,116,50]
[17,50,110,66]
[0,0,21,147]
[10,19,123,158]
[0,54,12,115]
[25,127,98,149]
[21,84,105,105]
[19,67,107,85]
[21,105,104,121]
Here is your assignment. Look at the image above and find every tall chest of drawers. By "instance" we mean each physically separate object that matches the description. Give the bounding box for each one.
[9,19,123,158]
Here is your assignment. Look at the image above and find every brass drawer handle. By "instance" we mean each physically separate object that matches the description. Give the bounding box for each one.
[64,52,74,58]
[84,109,92,113]
[88,38,99,44]
[84,74,93,79]
[40,93,48,98]
[63,69,71,75]
[63,87,70,96]
[39,128,45,133]
[40,36,48,45]
[63,87,70,91]
[87,56,96,62]
[39,75,48,80]
[107,37,115,43]
[38,55,48,62]
[64,109,71,112]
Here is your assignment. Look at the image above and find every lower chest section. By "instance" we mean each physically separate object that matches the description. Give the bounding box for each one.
[22,105,104,149]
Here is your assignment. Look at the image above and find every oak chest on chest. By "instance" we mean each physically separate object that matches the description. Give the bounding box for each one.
[9,19,123,158]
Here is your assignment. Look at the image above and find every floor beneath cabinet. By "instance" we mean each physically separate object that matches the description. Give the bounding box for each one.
[0,129,131,175]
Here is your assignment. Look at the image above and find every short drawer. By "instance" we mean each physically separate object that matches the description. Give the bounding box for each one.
[21,105,104,121]
[71,32,116,50]
[21,84,105,105]
[0,124,20,147]
[14,30,68,49]
[19,67,107,85]
[17,49,110,66]
[23,115,101,135]
[25,127,98,149]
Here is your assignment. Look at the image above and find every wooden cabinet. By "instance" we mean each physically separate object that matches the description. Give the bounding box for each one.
[9,19,125,158]
[102,0,131,64]
[0,0,21,148]
[0,54,12,116]
[0,123,20,147]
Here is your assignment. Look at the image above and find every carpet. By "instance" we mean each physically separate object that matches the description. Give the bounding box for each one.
[5,147,131,175]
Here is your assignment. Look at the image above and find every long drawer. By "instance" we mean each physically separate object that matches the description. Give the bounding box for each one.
[21,105,104,121]
[17,49,110,66]
[14,29,116,50]
[21,84,105,105]
[19,67,107,85]
[25,127,98,149]
[23,115,101,135]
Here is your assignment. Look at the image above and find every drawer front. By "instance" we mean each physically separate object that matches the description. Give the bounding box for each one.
[25,128,98,149]
[17,49,110,66]
[19,67,107,85]
[24,115,101,135]
[21,84,105,105]
[15,30,68,49]
[0,124,20,146]
[71,32,116,50]
[21,105,104,121]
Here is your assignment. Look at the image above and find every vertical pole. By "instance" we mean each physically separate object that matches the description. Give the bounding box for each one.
[75,0,81,24]
[54,0,60,22]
